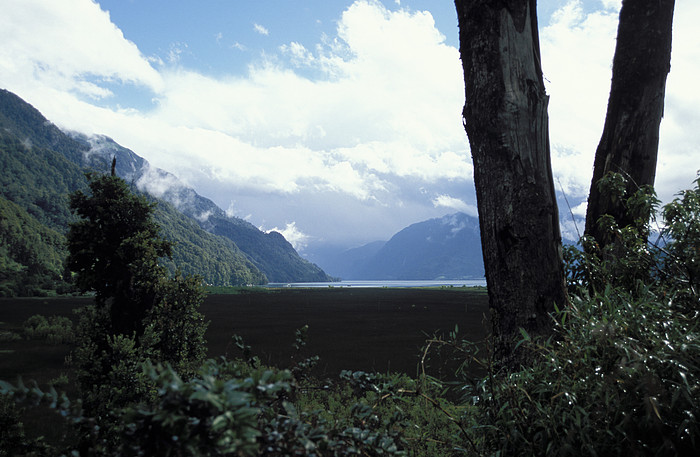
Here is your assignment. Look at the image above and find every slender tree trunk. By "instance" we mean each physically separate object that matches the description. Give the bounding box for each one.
[454,0,568,363]
[585,0,675,244]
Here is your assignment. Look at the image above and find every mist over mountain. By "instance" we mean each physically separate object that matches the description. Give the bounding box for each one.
[0,89,329,294]
[307,213,484,280]
[67,131,331,283]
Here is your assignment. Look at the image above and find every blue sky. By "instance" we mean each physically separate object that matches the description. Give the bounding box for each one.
[1,0,698,251]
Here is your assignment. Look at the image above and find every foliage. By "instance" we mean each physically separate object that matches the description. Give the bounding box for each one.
[565,173,660,296]
[0,330,22,342]
[153,199,267,286]
[2,331,470,457]
[67,173,172,335]
[71,305,156,419]
[66,173,209,428]
[208,215,331,283]
[0,130,86,232]
[22,314,74,344]
[463,175,700,456]
[659,174,700,311]
[0,196,73,297]
[466,287,698,456]
[0,394,52,457]
[142,273,209,376]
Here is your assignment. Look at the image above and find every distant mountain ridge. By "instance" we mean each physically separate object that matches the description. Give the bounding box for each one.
[0,88,330,295]
[309,213,484,280]
[67,132,330,283]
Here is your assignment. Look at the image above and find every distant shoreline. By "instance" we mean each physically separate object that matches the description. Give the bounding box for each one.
[265,279,487,289]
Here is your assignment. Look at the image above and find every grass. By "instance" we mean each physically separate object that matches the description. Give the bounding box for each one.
[0,288,489,383]
[0,288,489,452]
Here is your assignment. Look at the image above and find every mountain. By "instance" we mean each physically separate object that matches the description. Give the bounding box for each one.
[66,132,330,283]
[304,241,385,280]
[0,92,264,292]
[0,89,329,295]
[309,213,484,280]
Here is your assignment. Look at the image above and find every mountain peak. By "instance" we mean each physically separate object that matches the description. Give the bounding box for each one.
[308,212,484,280]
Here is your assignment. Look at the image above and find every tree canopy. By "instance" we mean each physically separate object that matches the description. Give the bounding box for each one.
[67,173,172,336]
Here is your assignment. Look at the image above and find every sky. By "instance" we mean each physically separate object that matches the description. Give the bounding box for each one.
[1,0,698,252]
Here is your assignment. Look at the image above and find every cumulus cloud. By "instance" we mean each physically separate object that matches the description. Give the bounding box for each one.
[2,0,697,245]
[0,0,163,98]
[541,0,700,202]
[3,0,467,208]
[263,222,310,251]
[540,0,619,195]
[432,195,478,217]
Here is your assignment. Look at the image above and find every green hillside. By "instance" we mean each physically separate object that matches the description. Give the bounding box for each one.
[153,199,267,286]
[0,90,267,295]
[0,196,69,296]
[0,130,86,231]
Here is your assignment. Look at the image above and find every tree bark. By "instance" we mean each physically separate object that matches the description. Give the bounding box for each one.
[454,0,568,363]
[585,0,675,244]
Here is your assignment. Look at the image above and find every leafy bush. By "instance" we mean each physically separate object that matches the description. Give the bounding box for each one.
[0,394,52,457]
[22,314,74,344]
[1,325,472,457]
[468,287,699,456]
[0,330,21,342]
[659,175,700,312]
[464,174,700,456]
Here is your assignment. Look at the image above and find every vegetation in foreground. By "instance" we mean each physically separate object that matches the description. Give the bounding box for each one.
[1,173,699,456]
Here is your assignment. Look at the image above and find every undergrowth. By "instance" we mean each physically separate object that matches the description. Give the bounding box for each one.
[1,174,698,456]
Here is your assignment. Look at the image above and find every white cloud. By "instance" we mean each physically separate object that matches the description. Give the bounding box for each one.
[599,0,621,11]
[655,0,700,201]
[541,1,619,195]
[541,0,700,202]
[253,23,270,36]
[0,0,163,98]
[2,0,697,245]
[432,195,478,217]
[262,222,310,251]
[6,0,467,206]
[167,42,190,64]
[136,165,186,199]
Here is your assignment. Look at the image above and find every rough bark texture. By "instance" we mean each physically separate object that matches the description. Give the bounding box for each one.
[454,0,568,363]
[585,0,675,244]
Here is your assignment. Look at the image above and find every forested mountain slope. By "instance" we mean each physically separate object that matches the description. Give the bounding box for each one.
[66,131,330,283]
[0,89,328,294]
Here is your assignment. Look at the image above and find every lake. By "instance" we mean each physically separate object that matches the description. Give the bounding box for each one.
[266,279,487,288]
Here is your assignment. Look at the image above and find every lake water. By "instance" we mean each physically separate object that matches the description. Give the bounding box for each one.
[265,279,487,288]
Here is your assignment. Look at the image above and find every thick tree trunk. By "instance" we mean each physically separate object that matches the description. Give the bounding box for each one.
[585,0,675,244]
[455,0,568,363]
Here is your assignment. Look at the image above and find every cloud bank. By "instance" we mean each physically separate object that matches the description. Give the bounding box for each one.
[1,0,698,246]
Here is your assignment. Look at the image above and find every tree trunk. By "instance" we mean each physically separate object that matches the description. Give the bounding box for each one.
[585,0,675,244]
[454,0,568,364]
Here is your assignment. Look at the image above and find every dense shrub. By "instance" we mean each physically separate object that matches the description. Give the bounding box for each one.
[467,286,699,456]
[0,330,21,342]
[463,174,700,456]
[1,328,471,456]
[22,314,74,344]
[0,395,52,457]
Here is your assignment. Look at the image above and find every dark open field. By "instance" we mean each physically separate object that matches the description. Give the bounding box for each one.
[0,287,490,386]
